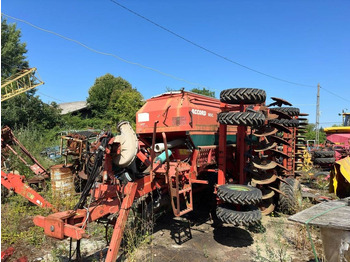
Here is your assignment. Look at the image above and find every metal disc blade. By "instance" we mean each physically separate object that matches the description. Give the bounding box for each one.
[252,174,278,185]
[252,158,278,170]
[269,122,292,133]
[261,189,275,199]
[254,126,278,137]
[267,135,291,146]
[267,97,293,107]
[269,109,292,119]
[275,163,291,171]
[254,141,277,152]
[269,149,290,158]
[260,202,275,215]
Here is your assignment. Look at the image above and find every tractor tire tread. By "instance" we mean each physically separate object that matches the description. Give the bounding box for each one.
[220,88,266,104]
[217,184,262,205]
[313,151,335,158]
[314,157,335,164]
[278,177,302,215]
[218,111,265,127]
[270,107,300,116]
[216,205,262,226]
[268,118,299,127]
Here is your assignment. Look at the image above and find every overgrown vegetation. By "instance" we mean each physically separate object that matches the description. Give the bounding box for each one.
[305,123,326,144]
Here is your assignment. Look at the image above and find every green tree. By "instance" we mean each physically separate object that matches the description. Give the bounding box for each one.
[87,74,132,117]
[107,88,144,125]
[304,123,326,144]
[1,18,29,78]
[1,19,62,129]
[87,74,144,125]
[190,87,215,98]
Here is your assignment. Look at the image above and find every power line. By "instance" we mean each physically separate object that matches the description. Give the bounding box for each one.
[3,12,349,104]
[37,92,66,103]
[320,86,350,103]
[2,13,207,89]
[109,0,316,88]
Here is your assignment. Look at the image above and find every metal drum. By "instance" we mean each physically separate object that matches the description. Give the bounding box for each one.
[50,164,75,198]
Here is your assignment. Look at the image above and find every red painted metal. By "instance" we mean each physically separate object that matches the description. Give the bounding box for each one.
[1,170,54,210]
[1,247,15,261]
[218,122,227,186]
[105,182,138,262]
[1,247,28,262]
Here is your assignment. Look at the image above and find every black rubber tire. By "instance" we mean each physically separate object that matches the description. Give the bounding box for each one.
[278,177,302,215]
[216,204,262,226]
[268,119,299,127]
[217,184,262,205]
[314,157,335,164]
[270,107,300,116]
[218,111,265,126]
[314,151,335,158]
[220,88,266,105]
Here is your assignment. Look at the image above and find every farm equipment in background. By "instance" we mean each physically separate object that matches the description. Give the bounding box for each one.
[1,126,50,196]
[311,112,350,197]
[2,88,301,261]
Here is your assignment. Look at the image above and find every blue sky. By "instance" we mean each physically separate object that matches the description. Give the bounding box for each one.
[2,1,350,126]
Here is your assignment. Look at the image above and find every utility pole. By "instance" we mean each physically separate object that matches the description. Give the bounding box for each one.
[315,83,320,147]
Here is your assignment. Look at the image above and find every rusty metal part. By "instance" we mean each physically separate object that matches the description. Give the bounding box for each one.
[50,164,75,198]
[268,185,287,197]
[1,126,48,177]
[254,141,277,152]
[252,157,278,170]
[252,174,277,185]
[275,163,290,171]
[299,113,309,116]
[269,110,291,119]
[266,113,280,120]
[269,149,290,158]
[254,126,278,137]
[267,135,291,146]
[269,122,292,133]
[261,188,275,199]
[267,97,293,107]
[261,202,275,215]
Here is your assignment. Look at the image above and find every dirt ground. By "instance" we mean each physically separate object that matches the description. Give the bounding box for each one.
[128,213,320,262]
